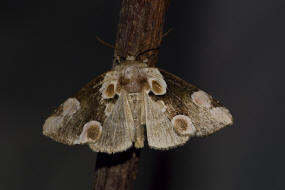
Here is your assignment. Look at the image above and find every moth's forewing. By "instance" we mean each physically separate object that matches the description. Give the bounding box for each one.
[43,73,109,145]
[89,90,135,153]
[155,69,233,137]
[144,92,189,150]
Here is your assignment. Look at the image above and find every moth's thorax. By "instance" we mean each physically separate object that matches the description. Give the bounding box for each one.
[119,65,148,93]
[101,62,167,99]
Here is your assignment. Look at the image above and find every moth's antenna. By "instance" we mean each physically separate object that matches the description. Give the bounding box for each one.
[135,47,160,59]
[162,27,173,38]
[96,36,115,49]
[135,28,173,60]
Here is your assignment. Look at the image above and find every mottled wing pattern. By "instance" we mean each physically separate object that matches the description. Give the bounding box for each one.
[89,90,135,153]
[43,73,110,144]
[144,92,189,149]
[153,69,233,137]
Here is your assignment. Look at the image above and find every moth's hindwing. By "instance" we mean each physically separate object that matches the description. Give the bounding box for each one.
[154,69,233,137]
[42,73,109,145]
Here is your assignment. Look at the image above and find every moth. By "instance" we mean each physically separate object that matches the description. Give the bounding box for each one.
[43,56,233,154]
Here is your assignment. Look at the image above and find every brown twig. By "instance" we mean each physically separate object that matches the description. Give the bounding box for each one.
[93,0,169,190]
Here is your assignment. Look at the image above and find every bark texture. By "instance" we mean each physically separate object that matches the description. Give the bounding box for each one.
[93,0,169,189]
[114,0,169,67]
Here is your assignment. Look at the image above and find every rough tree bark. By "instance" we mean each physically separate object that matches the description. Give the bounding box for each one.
[93,0,169,190]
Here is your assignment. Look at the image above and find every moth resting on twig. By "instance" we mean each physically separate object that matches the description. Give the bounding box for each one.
[43,56,233,154]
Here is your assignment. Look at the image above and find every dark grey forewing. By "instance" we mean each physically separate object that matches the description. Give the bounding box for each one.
[153,69,233,137]
[42,73,111,145]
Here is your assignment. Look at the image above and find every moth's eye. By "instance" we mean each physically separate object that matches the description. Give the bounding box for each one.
[102,82,117,99]
[171,115,196,137]
[149,79,166,95]
[76,121,102,144]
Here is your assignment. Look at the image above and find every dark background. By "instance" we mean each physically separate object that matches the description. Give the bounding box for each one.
[1,0,284,189]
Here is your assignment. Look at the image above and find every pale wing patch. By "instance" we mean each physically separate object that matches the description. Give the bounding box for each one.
[191,90,212,109]
[75,121,102,144]
[43,98,81,140]
[62,98,81,115]
[43,72,109,146]
[148,78,167,95]
[101,81,117,99]
[144,93,189,150]
[89,91,135,154]
[171,115,196,137]
[100,71,119,99]
[43,116,63,136]
[210,107,233,125]
[143,68,167,95]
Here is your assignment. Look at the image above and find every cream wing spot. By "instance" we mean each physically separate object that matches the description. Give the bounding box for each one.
[101,82,117,99]
[143,68,167,95]
[148,78,167,95]
[100,71,119,99]
[191,90,212,109]
[43,98,80,139]
[171,115,196,136]
[106,83,115,97]
[210,107,233,125]
[43,116,63,135]
[152,80,163,94]
[62,98,81,116]
[75,121,102,144]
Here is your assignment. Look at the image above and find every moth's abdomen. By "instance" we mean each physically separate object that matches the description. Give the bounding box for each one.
[127,93,145,148]
[127,93,145,127]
